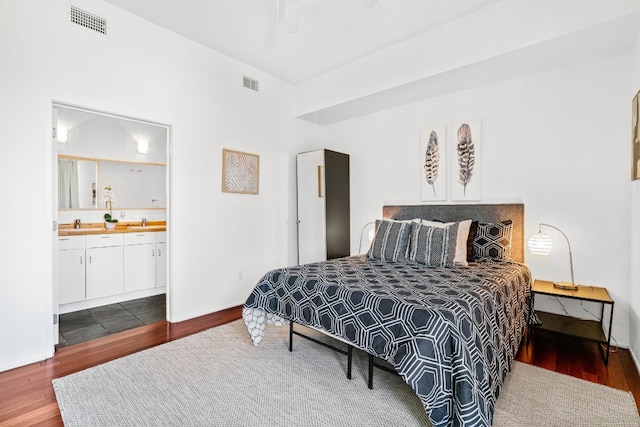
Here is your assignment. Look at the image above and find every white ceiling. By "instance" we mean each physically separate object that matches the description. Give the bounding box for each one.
[101,0,500,84]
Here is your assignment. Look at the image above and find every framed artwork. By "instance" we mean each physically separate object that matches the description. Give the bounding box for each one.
[420,125,447,201]
[222,148,259,194]
[633,90,640,180]
[450,120,481,201]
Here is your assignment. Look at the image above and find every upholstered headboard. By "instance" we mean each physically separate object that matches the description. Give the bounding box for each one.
[382,204,525,263]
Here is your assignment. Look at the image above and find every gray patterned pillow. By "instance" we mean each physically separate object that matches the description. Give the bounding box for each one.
[408,222,458,267]
[368,220,412,262]
[473,220,513,260]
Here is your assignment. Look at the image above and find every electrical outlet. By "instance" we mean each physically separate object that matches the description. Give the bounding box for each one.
[120,211,126,218]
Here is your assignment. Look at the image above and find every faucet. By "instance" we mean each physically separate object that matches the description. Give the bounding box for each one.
[141,218,147,227]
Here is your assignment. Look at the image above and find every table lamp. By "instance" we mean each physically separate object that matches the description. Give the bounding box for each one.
[528,223,578,290]
[358,221,376,254]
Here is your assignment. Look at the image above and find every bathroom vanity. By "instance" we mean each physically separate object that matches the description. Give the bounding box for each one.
[58,222,166,314]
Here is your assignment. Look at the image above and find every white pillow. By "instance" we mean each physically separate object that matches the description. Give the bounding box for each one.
[419,219,472,266]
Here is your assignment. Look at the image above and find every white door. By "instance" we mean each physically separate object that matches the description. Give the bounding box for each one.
[124,243,156,292]
[156,241,167,288]
[296,150,327,265]
[52,108,60,345]
[86,246,124,299]
[58,248,85,304]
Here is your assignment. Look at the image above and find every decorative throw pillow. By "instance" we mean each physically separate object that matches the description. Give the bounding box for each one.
[473,220,513,261]
[368,219,412,262]
[466,221,479,262]
[408,222,458,267]
[423,219,472,266]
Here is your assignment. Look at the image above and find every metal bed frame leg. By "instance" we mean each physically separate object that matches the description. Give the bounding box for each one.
[368,354,374,389]
[367,353,399,389]
[289,321,293,352]
[289,320,353,379]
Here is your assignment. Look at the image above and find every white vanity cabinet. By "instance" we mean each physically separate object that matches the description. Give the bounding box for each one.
[156,232,167,288]
[124,232,156,292]
[58,236,86,304]
[86,234,124,300]
[58,229,166,313]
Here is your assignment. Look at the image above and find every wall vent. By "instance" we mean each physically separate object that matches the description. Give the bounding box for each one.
[243,76,260,92]
[69,5,108,36]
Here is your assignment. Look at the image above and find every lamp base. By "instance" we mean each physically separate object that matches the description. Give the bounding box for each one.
[553,282,579,291]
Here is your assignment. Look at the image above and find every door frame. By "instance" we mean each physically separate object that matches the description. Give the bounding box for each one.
[50,101,173,349]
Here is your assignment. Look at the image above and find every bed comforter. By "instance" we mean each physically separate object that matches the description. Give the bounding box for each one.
[243,255,531,427]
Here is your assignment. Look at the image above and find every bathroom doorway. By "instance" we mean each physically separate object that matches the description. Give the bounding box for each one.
[52,102,171,347]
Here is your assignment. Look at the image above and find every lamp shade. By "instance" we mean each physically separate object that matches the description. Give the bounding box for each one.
[528,232,552,256]
[358,221,376,254]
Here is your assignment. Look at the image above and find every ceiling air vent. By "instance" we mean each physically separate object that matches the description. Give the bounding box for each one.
[69,5,108,36]
[243,76,260,92]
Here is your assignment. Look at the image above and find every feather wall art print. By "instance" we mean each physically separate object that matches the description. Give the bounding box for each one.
[420,126,446,201]
[456,124,474,195]
[451,120,481,201]
[424,130,440,197]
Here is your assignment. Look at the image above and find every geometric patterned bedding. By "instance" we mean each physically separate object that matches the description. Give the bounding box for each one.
[243,256,532,427]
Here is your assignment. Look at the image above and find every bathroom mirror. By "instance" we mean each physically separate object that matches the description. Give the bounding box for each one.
[58,156,166,210]
[55,105,168,211]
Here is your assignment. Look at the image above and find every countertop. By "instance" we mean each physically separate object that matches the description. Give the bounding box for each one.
[58,221,166,236]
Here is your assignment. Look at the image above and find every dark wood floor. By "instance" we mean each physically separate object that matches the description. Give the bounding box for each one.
[515,328,640,409]
[1,307,638,426]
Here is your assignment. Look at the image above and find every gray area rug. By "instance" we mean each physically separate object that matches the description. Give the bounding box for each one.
[53,320,640,426]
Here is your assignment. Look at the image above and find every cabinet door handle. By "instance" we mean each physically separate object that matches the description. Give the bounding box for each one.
[152,249,155,257]
[89,256,92,263]
[80,256,83,265]
[60,238,70,241]
[158,249,161,257]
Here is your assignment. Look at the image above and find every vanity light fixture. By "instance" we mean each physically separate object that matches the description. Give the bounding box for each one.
[136,139,149,154]
[57,125,68,143]
[528,223,578,290]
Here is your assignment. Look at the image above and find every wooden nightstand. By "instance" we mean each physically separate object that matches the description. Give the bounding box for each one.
[528,279,614,365]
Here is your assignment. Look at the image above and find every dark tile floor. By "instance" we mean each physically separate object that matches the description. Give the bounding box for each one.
[57,294,166,348]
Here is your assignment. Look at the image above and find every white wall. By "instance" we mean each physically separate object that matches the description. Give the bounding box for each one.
[628,31,640,364]
[323,51,632,346]
[0,0,313,371]
[297,0,640,122]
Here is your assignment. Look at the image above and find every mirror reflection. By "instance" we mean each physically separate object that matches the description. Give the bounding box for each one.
[55,106,167,210]
[58,157,166,209]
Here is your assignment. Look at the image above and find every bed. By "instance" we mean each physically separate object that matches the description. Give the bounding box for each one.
[243,204,532,427]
